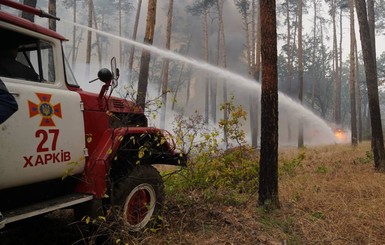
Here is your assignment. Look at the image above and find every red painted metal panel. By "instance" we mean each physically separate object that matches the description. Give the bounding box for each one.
[76,127,177,198]
[0,10,66,41]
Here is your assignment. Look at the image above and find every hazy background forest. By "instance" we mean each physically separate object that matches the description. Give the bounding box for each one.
[12,0,385,147]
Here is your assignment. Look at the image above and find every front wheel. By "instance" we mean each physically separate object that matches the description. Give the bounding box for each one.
[112,165,164,231]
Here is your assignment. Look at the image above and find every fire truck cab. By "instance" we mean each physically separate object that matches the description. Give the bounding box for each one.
[0,0,186,232]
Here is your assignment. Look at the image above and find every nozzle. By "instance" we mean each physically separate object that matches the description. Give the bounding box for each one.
[40,10,60,21]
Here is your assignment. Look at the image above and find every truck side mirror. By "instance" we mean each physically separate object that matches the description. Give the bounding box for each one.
[97,68,113,83]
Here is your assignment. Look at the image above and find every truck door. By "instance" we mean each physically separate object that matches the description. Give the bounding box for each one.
[0,29,86,190]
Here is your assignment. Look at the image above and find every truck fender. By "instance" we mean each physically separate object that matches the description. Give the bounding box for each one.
[75,127,179,198]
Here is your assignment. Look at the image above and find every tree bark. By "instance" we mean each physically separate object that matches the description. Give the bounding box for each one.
[355,0,385,171]
[332,0,341,125]
[367,0,377,72]
[72,0,77,67]
[311,0,316,109]
[48,0,56,81]
[128,0,142,78]
[255,1,261,81]
[118,0,122,65]
[216,0,229,148]
[91,1,102,67]
[48,0,56,31]
[136,0,157,110]
[251,0,256,78]
[298,0,304,148]
[285,0,292,142]
[22,0,37,21]
[204,9,209,124]
[86,0,93,68]
[339,6,343,119]
[251,0,261,148]
[330,0,339,125]
[258,0,280,208]
[160,0,174,129]
[349,0,357,145]
[355,35,363,142]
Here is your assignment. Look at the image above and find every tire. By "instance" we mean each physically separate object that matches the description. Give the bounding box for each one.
[112,165,164,231]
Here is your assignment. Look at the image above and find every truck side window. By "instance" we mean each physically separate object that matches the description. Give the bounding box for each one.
[0,29,55,83]
[27,41,56,82]
[0,33,38,81]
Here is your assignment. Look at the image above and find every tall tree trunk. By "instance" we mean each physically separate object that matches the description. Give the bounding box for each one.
[250,0,260,148]
[332,0,341,125]
[292,10,298,84]
[48,0,56,81]
[72,0,77,67]
[203,9,209,124]
[258,0,280,209]
[210,18,220,124]
[22,0,37,21]
[298,0,304,148]
[349,0,357,145]
[311,0,317,109]
[251,0,256,78]
[217,0,229,149]
[242,6,251,76]
[355,0,385,171]
[86,0,93,78]
[255,1,261,81]
[91,1,102,67]
[48,0,56,31]
[367,0,376,71]
[286,0,292,95]
[339,6,343,117]
[355,35,363,142]
[210,77,217,122]
[118,0,122,65]
[181,35,192,107]
[320,18,328,119]
[136,0,157,110]
[285,0,292,142]
[171,35,192,110]
[160,0,174,129]
[249,94,259,148]
[128,0,142,79]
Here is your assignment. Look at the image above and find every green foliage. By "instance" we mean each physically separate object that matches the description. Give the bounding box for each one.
[166,110,258,206]
[279,151,305,177]
[62,157,84,180]
[164,147,259,206]
[315,165,328,174]
[219,96,248,149]
[355,151,374,164]
[309,211,325,220]
[172,111,214,155]
[258,209,303,244]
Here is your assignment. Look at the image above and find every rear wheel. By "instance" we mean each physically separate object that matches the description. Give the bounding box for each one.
[112,165,164,231]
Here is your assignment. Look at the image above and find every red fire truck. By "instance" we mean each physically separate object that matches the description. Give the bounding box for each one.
[0,0,186,231]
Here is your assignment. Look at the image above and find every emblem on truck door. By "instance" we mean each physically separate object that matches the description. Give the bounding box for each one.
[28,93,62,126]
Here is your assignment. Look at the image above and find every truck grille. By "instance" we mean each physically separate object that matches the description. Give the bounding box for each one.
[112,99,125,109]
[110,113,148,128]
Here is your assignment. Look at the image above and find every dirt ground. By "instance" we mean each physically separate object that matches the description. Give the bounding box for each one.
[1,142,385,245]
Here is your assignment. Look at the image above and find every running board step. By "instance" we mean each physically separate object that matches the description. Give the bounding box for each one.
[0,193,93,229]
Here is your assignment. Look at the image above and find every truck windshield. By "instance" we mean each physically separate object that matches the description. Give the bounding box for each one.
[64,56,79,86]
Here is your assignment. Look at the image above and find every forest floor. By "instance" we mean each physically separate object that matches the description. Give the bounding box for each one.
[1,141,385,245]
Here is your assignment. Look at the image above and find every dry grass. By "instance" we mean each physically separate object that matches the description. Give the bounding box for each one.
[2,142,384,245]
[145,142,385,245]
[278,142,385,244]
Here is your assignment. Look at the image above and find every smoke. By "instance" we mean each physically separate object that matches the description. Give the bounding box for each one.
[55,2,344,148]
